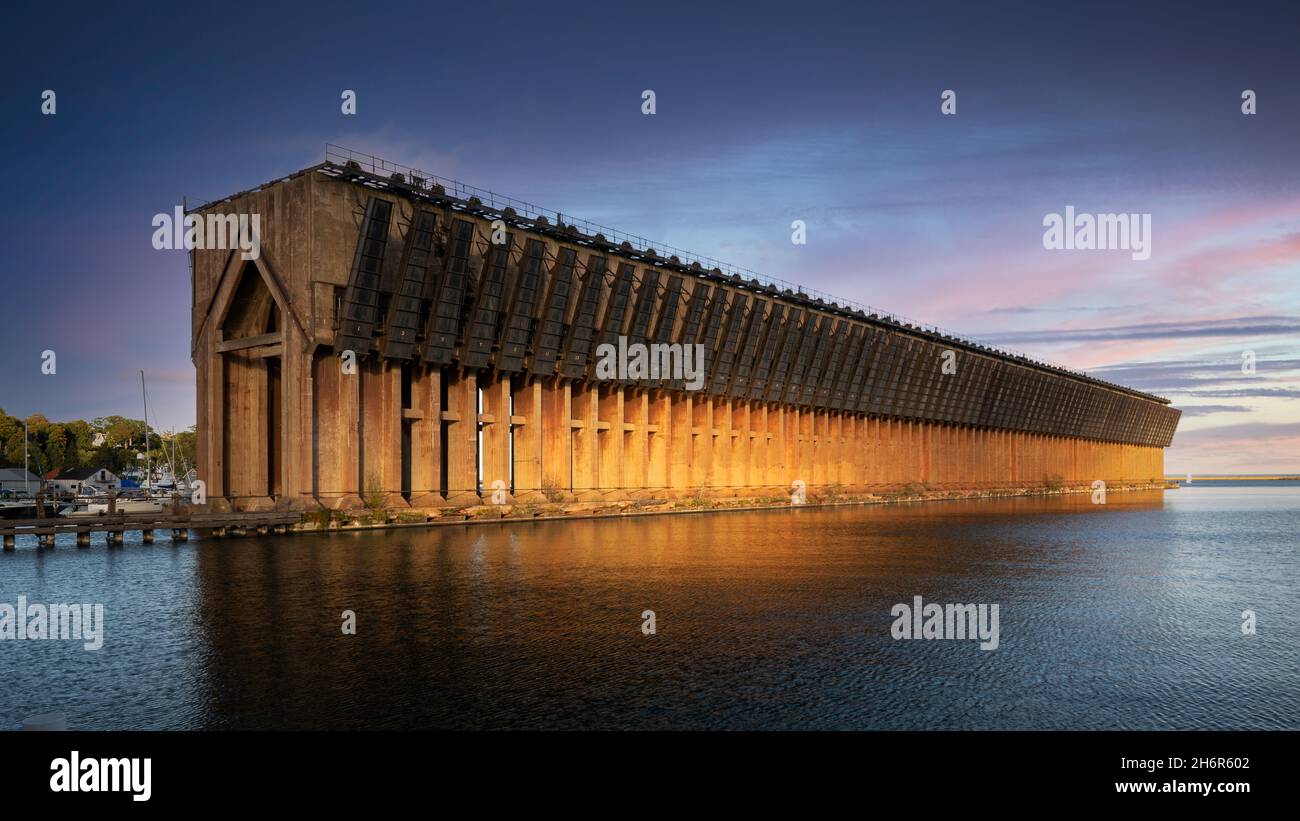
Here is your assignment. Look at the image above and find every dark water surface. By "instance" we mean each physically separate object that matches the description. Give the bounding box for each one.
[3,485,1298,730]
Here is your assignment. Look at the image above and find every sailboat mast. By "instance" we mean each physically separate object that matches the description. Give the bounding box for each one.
[140,370,150,490]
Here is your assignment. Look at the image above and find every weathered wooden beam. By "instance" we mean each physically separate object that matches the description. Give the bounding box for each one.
[216,332,282,352]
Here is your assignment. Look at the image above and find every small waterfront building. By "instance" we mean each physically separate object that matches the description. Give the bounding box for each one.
[46,467,121,495]
[0,468,43,495]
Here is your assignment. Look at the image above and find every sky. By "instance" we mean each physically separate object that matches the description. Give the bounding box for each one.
[0,0,1296,473]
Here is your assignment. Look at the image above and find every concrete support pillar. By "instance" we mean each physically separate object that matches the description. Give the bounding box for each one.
[408,366,443,507]
[540,378,571,497]
[901,421,912,484]
[690,395,713,492]
[982,428,990,486]
[800,408,815,487]
[867,416,876,487]
[906,420,916,485]
[749,404,765,490]
[857,415,869,489]
[771,405,788,490]
[872,417,883,487]
[921,422,932,486]
[920,421,929,485]
[646,392,669,495]
[831,413,844,487]
[983,429,992,487]
[668,392,692,494]
[894,419,904,486]
[886,419,899,487]
[1025,431,1032,484]
[444,369,480,505]
[813,411,828,487]
[314,350,362,509]
[714,398,735,495]
[863,417,874,488]
[943,422,951,486]
[1010,431,1019,483]
[283,326,312,510]
[823,411,834,485]
[905,420,915,485]
[920,422,929,485]
[964,426,974,487]
[841,414,853,488]
[361,358,404,507]
[570,381,600,499]
[954,424,963,487]
[196,345,221,506]
[898,420,909,485]
[824,413,837,487]
[947,425,957,487]
[623,390,649,496]
[788,405,801,490]
[807,410,820,487]
[479,372,513,503]
[978,428,988,487]
[733,401,751,492]
[597,385,626,499]
[953,425,962,488]
[967,427,975,488]
[748,402,764,491]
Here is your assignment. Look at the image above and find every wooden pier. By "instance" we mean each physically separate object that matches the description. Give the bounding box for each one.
[0,511,302,550]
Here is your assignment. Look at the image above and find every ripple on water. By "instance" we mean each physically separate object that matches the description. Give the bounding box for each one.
[2,486,1298,729]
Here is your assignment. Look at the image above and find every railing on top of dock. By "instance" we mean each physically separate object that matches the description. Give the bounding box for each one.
[319,144,1138,392]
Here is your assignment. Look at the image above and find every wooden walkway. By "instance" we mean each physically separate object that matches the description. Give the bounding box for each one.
[0,511,302,549]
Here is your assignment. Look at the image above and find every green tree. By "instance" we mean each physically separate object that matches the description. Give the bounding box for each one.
[0,410,18,468]
[0,412,161,475]
[4,429,26,467]
[43,424,69,473]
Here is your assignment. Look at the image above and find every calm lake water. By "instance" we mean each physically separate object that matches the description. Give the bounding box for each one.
[3,484,1298,730]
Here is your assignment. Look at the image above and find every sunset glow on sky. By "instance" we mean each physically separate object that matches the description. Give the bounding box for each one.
[1,1,1296,473]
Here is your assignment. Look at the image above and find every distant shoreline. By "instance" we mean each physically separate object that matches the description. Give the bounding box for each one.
[1167,476,1300,482]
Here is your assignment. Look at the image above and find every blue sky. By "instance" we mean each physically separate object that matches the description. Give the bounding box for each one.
[1,0,1297,472]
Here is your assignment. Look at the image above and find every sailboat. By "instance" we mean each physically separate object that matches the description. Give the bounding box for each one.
[61,371,168,517]
[137,370,173,509]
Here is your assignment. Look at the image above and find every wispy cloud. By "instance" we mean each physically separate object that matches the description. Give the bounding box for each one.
[978,316,1300,345]
[1176,405,1254,417]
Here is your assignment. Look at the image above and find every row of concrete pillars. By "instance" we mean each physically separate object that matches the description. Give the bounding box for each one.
[284,364,1164,510]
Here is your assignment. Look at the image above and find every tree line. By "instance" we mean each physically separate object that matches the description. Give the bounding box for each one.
[0,408,196,479]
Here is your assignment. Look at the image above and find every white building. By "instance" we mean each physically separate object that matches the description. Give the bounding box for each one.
[47,467,122,496]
